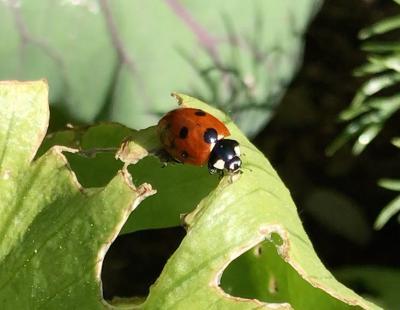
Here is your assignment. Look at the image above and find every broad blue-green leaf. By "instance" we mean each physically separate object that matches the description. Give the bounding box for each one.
[0,0,322,137]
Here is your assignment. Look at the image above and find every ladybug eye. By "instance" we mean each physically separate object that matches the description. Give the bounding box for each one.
[204,128,218,144]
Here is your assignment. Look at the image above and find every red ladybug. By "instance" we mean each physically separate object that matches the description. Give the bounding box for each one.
[157,108,241,174]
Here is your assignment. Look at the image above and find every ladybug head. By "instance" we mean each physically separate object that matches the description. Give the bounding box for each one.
[208,139,241,174]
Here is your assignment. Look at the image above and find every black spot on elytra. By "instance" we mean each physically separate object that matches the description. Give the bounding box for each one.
[195,110,206,116]
[203,128,218,144]
[181,151,189,159]
[179,126,188,139]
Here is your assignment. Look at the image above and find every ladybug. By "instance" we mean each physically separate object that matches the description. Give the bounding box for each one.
[157,108,241,174]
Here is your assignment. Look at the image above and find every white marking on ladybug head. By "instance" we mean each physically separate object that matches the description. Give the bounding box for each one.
[228,159,241,172]
[213,159,225,170]
[217,134,224,140]
[209,142,216,152]
[234,145,240,156]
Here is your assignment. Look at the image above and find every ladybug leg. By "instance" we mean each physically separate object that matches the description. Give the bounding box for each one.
[208,165,225,179]
[228,170,242,183]
[208,167,218,175]
[154,148,180,167]
[210,168,224,179]
[208,165,224,177]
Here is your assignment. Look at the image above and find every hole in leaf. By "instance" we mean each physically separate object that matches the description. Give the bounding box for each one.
[122,156,219,233]
[220,238,357,308]
[102,226,185,300]
[65,152,122,187]
[37,123,131,187]
[220,240,287,304]
[48,105,81,133]
[270,232,283,246]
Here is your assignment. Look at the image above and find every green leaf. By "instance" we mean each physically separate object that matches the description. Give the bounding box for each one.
[2,85,377,308]
[0,0,322,137]
[391,137,400,148]
[359,14,400,39]
[37,123,133,188]
[352,124,382,155]
[332,7,400,156]
[38,123,220,233]
[135,94,378,309]
[329,94,400,156]
[220,240,355,309]
[374,194,400,230]
[369,55,400,72]
[378,178,400,191]
[361,41,400,53]
[326,121,366,156]
[354,61,387,77]
[362,71,400,95]
[0,81,155,308]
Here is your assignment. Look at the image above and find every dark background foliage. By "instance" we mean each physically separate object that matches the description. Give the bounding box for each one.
[102,0,400,305]
[257,0,400,268]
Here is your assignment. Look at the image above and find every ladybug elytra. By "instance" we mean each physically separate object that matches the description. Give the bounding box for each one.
[157,108,241,174]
